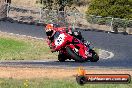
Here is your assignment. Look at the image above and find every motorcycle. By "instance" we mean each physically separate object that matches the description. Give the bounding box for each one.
[48,31,99,62]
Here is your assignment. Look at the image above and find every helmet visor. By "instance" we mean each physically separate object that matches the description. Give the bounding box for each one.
[46,30,53,36]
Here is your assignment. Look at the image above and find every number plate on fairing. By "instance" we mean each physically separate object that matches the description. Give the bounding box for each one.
[55,33,66,46]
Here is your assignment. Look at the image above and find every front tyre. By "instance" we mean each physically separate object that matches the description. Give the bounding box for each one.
[58,53,66,62]
[66,47,85,62]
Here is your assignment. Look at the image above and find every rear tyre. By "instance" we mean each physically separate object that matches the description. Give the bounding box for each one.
[89,50,99,62]
[66,47,85,62]
[58,53,66,62]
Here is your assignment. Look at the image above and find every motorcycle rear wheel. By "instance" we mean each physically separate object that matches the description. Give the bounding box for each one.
[89,50,99,62]
[66,47,85,62]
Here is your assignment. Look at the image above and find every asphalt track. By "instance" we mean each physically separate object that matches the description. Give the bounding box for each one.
[0,21,132,69]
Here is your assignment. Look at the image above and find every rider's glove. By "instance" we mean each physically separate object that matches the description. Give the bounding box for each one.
[49,44,52,49]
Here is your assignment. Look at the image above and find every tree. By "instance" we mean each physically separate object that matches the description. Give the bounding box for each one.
[86,0,132,19]
[37,0,77,11]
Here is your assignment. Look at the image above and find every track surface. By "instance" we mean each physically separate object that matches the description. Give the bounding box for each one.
[0,21,132,69]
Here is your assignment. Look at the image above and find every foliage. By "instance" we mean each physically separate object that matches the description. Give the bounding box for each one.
[36,0,77,10]
[86,0,132,19]
[87,16,112,25]
[127,20,132,27]
[36,0,91,10]
[74,0,91,6]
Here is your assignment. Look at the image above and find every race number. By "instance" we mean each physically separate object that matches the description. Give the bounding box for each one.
[55,34,65,46]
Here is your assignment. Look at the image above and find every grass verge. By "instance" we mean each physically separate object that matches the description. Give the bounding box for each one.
[0,78,131,88]
[0,32,57,60]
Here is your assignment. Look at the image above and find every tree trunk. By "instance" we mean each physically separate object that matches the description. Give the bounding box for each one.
[0,0,7,19]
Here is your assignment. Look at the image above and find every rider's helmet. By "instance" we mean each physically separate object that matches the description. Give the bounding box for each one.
[45,24,54,36]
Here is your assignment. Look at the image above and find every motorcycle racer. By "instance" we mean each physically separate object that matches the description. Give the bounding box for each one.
[45,23,99,62]
[45,23,92,51]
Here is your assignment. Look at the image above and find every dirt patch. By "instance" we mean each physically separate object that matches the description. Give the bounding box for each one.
[0,67,132,79]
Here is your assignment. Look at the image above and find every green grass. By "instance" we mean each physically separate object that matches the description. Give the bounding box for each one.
[0,78,131,88]
[0,36,57,60]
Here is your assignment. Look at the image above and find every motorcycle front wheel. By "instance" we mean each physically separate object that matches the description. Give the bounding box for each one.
[58,52,67,62]
[66,47,85,62]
